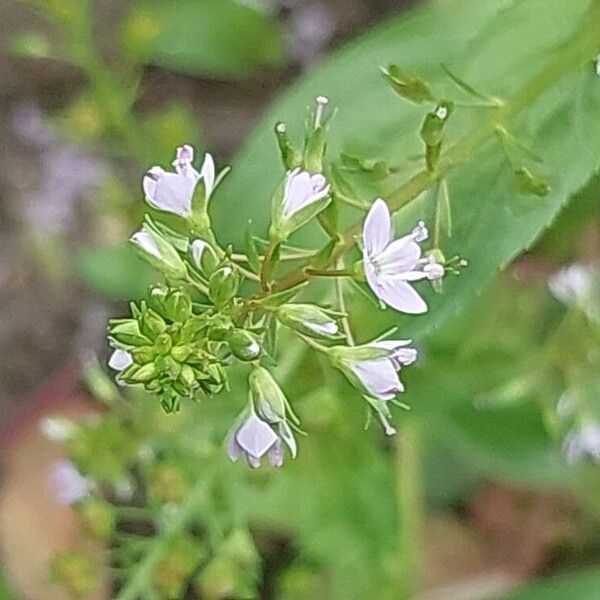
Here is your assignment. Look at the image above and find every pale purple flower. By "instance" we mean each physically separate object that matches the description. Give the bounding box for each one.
[563,423,600,464]
[108,348,133,371]
[362,199,444,314]
[549,263,596,307]
[226,410,291,469]
[142,145,216,217]
[282,168,330,219]
[49,460,92,505]
[332,339,417,401]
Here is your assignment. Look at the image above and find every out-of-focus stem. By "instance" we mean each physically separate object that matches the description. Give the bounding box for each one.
[395,419,423,599]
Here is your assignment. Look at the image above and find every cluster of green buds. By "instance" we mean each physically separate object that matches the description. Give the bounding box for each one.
[107,93,463,467]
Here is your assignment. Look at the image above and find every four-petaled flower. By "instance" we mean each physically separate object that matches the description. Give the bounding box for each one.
[143,145,216,218]
[227,410,294,469]
[282,168,330,219]
[362,198,444,314]
[108,348,133,371]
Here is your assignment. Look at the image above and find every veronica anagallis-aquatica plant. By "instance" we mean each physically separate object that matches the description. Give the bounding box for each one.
[109,27,600,466]
[107,92,463,469]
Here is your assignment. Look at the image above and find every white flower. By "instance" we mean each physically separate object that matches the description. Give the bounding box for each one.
[332,339,417,401]
[282,168,330,219]
[142,145,217,217]
[49,460,92,505]
[563,422,600,464]
[362,198,444,314]
[226,410,294,469]
[108,348,133,371]
[548,263,596,307]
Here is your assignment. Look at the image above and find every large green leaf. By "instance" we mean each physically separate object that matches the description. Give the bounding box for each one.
[144,0,285,79]
[214,0,600,340]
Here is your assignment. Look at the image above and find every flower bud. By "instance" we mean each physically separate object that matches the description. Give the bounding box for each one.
[190,238,218,276]
[276,304,339,339]
[147,463,188,504]
[380,64,434,104]
[74,498,115,540]
[153,536,204,599]
[275,122,302,170]
[209,266,239,307]
[109,319,151,347]
[226,329,261,362]
[170,344,193,362]
[271,169,331,241]
[179,364,197,388]
[128,362,159,383]
[514,167,551,197]
[421,101,453,144]
[140,307,167,338]
[50,552,99,599]
[249,366,287,421]
[130,225,187,280]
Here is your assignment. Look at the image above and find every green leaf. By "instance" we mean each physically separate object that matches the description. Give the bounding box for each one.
[498,568,600,600]
[77,244,155,300]
[146,0,285,79]
[214,0,600,342]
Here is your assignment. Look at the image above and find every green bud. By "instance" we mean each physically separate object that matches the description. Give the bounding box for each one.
[74,498,115,540]
[153,536,204,599]
[196,555,238,600]
[514,167,551,197]
[209,266,239,307]
[190,239,218,276]
[50,551,99,599]
[131,345,156,364]
[277,304,340,339]
[140,307,167,338]
[155,332,172,355]
[420,101,454,171]
[171,344,193,362]
[179,364,197,388]
[147,463,188,504]
[249,366,287,421]
[226,329,261,362]
[128,362,158,383]
[420,101,454,146]
[222,528,260,568]
[168,290,193,322]
[108,319,150,347]
[380,64,435,104]
[130,225,187,280]
[275,122,302,170]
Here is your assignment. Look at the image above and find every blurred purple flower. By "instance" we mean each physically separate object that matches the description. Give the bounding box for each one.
[563,423,600,464]
[49,460,92,505]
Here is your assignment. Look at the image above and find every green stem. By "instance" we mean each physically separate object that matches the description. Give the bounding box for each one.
[304,267,354,278]
[115,475,208,600]
[395,419,423,599]
[270,12,600,293]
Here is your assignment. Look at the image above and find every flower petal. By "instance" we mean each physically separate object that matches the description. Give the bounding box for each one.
[131,229,161,259]
[363,198,391,257]
[376,237,422,275]
[377,280,428,314]
[282,169,329,218]
[226,431,242,462]
[144,171,196,217]
[351,359,403,401]
[200,153,216,199]
[108,349,133,371]
[235,413,279,458]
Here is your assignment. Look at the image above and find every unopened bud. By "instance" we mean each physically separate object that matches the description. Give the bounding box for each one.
[74,498,115,540]
[514,167,551,197]
[380,64,435,104]
[249,366,287,421]
[130,226,187,280]
[226,329,261,362]
[275,121,302,170]
[276,304,339,339]
[209,266,239,307]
